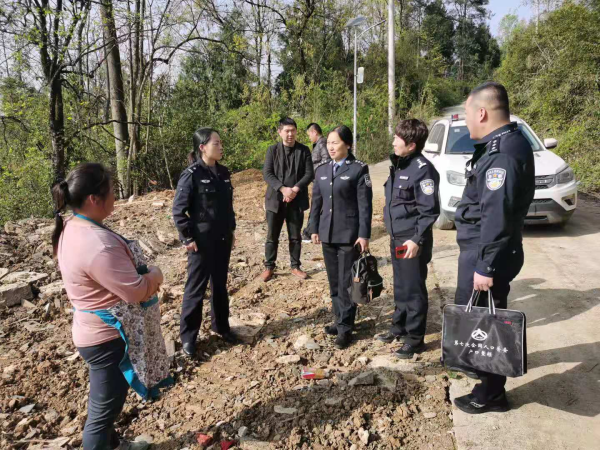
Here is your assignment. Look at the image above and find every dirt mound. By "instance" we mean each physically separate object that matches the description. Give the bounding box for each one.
[232,169,264,186]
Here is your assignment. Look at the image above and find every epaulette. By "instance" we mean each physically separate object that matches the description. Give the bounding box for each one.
[186,162,201,174]
[348,159,367,167]
[416,157,428,169]
[488,138,500,155]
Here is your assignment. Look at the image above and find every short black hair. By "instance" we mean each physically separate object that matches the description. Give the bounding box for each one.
[306,123,323,135]
[469,82,510,119]
[394,119,429,152]
[278,117,297,131]
[329,125,353,149]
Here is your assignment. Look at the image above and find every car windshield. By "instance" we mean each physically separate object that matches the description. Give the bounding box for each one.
[445,124,542,154]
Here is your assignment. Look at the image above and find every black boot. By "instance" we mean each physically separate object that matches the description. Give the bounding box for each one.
[393,341,425,359]
[182,341,196,357]
[324,324,338,336]
[335,332,352,349]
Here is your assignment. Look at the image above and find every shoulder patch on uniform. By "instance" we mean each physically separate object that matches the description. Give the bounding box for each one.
[417,158,427,169]
[420,179,435,195]
[187,167,194,174]
[364,174,372,188]
[352,159,367,167]
[486,168,506,190]
[489,138,500,154]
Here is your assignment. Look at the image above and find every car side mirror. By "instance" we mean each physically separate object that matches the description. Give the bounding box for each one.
[424,142,439,153]
[544,138,558,149]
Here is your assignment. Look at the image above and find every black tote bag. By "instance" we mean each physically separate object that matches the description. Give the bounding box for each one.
[441,291,527,378]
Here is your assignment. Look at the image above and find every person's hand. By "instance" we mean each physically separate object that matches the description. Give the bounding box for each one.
[474,272,494,291]
[292,186,301,194]
[355,237,369,253]
[185,240,198,252]
[402,240,420,259]
[148,266,164,291]
[280,187,295,198]
[311,233,321,245]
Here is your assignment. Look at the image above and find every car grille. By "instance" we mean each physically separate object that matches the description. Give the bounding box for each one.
[531,198,552,204]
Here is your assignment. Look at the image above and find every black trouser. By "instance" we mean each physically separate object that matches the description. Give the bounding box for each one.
[265,205,304,269]
[180,234,233,345]
[390,238,433,345]
[322,242,360,334]
[455,245,524,403]
[78,338,129,450]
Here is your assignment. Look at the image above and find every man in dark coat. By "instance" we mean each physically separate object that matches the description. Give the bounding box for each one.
[260,117,314,282]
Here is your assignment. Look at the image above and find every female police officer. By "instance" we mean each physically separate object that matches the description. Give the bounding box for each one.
[172,128,238,356]
[309,125,373,349]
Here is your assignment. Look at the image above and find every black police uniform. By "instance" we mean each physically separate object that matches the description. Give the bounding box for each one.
[454,122,534,403]
[309,154,373,335]
[384,152,440,346]
[172,159,236,346]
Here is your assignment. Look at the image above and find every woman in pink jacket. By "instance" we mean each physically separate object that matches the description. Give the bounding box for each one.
[53,163,165,450]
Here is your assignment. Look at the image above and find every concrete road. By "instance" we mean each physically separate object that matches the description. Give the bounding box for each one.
[368,153,600,449]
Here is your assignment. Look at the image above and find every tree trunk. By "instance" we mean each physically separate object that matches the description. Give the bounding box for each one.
[49,74,66,183]
[100,0,130,198]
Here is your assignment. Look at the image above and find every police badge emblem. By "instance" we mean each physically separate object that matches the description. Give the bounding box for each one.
[364,174,372,187]
[486,168,506,190]
[420,179,435,195]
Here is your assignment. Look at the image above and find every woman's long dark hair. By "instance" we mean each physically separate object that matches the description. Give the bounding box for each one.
[188,127,219,165]
[51,163,112,256]
[329,125,353,152]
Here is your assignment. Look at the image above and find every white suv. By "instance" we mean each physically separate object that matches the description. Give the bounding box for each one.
[423,114,578,229]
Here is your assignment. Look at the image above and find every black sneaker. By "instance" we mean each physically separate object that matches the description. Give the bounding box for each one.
[335,332,352,349]
[324,324,338,336]
[393,341,425,359]
[454,393,510,414]
[301,228,312,243]
[376,331,407,344]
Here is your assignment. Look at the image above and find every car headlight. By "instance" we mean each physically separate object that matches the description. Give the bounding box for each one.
[556,166,574,184]
[447,171,466,186]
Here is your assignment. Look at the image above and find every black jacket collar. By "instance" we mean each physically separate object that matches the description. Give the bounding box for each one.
[475,122,518,146]
[390,151,421,169]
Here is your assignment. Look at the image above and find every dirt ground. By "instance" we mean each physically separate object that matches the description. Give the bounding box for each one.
[0,169,456,449]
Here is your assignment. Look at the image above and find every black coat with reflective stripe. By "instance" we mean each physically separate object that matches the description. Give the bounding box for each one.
[172,160,236,244]
[455,122,535,276]
[309,154,373,244]
[384,152,440,244]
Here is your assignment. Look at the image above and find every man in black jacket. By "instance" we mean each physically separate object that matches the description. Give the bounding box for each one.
[260,117,315,282]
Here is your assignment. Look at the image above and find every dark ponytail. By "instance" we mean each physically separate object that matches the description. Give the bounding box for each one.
[51,163,112,257]
[188,127,219,165]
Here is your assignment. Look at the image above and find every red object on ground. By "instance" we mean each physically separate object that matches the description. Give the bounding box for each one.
[221,440,237,449]
[196,433,214,447]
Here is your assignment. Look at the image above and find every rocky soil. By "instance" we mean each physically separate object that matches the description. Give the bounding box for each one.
[0,169,457,449]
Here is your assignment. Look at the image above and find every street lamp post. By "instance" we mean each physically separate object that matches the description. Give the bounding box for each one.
[345,16,385,157]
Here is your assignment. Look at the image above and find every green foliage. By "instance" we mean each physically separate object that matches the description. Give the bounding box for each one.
[496,3,600,191]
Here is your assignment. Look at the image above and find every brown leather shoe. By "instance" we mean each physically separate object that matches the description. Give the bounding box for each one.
[291,268,308,280]
[260,269,274,282]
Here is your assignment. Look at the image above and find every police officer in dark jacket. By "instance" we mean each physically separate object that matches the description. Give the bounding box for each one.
[380,119,440,358]
[172,128,238,357]
[453,82,535,414]
[309,125,373,349]
[260,117,314,282]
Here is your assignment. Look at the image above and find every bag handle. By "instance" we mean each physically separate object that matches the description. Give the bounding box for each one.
[466,289,496,315]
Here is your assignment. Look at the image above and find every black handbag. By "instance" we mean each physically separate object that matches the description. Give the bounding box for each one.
[348,251,384,305]
[441,290,527,378]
